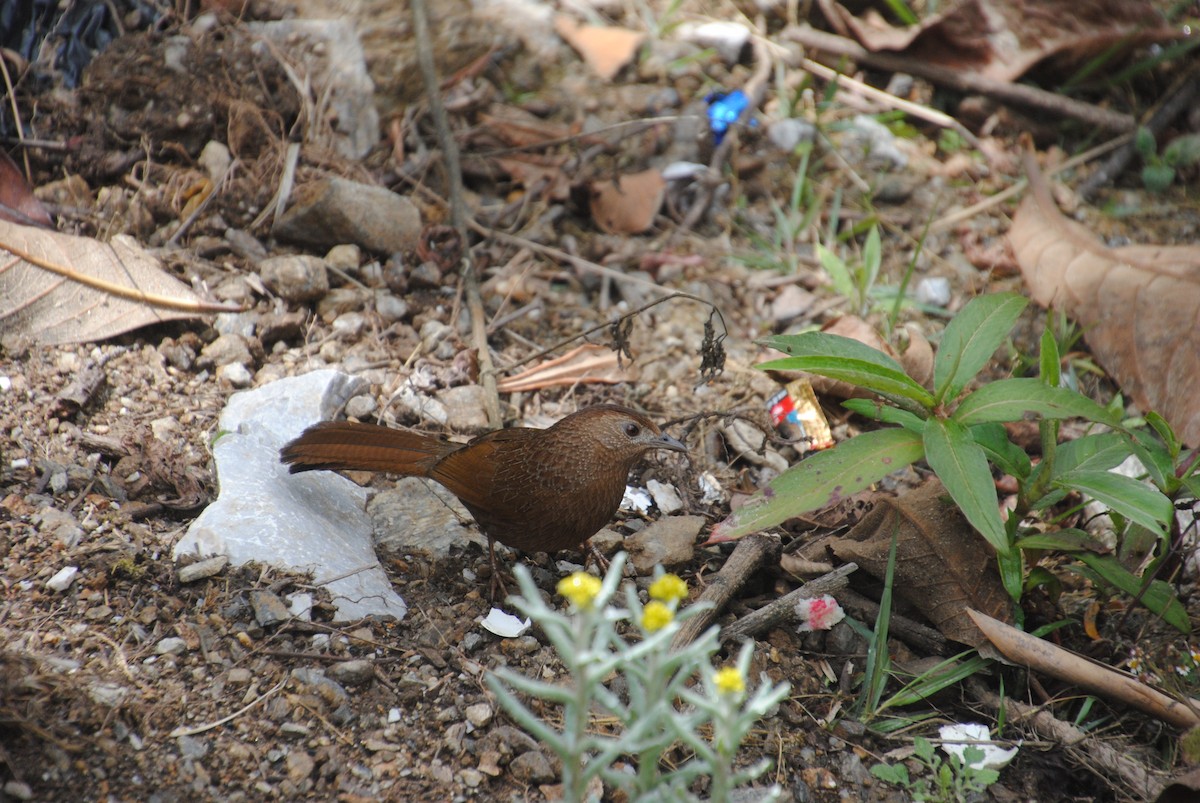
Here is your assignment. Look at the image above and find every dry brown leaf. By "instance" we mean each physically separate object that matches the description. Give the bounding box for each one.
[494,155,571,202]
[968,608,1200,728]
[819,0,1174,83]
[554,16,644,82]
[828,479,1011,647]
[1009,152,1200,446]
[588,169,665,235]
[0,220,232,345]
[496,344,632,392]
[0,151,52,228]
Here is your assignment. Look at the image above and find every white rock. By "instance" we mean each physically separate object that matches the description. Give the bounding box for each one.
[46,566,80,592]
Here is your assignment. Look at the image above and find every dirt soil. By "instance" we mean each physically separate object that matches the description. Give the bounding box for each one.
[2,1,1198,801]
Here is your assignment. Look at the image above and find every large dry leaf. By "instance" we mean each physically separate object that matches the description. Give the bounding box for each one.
[827,478,1011,647]
[819,0,1173,83]
[1009,153,1200,446]
[0,220,216,345]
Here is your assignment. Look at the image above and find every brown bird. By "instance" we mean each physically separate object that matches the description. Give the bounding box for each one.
[279,404,686,589]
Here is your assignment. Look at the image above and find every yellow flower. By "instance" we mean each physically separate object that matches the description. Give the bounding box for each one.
[557,572,602,609]
[642,601,673,632]
[713,666,745,696]
[648,573,688,604]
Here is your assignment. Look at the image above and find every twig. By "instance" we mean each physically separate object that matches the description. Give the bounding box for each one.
[720,562,857,645]
[783,25,1136,133]
[410,0,502,430]
[672,534,782,650]
[168,675,288,737]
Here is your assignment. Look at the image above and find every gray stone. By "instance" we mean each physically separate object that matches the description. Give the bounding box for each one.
[259,255,329,303]
[464,702,493,728]
[178,555,229,583]
[173,370,407,621]
[624,516,703,573]
[438,385,490,433]
[273,178,421,255]
[156,637,188,656]
[249,589,291,627]
[326,659,374,687]
[510,750,555,783]
[199,334,253,369]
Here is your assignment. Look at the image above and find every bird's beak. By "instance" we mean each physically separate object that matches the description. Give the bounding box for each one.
[655,433,688,453]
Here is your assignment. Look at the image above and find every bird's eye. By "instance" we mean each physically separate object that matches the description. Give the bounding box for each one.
[623,422,641,438]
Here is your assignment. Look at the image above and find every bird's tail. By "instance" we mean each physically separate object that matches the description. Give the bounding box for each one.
[280,421,462,477]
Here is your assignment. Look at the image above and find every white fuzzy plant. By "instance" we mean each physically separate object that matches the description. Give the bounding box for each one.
[486,552,789,802]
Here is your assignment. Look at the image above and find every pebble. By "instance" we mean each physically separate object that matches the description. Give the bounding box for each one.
[326,659,374,687]
[258,254,330,302]
[375,292,409,323]
[286,749,315,783]
[915,276,952,307]
[464,702,493,728]
[624,515,704,572]
[768,118,816,152]
[646,479,684,514]
[344,394,377,419]
[156,637,188,656]
[227,667,252,686]
[200,333,253,369]
[178,555,229,583]
[510,750,555,783]
[460,768,484,788]
[273,177,422,255]
[218,362,253,388]
[248,589,291,627]
[46,565,80,591]
[325,243,362,271]
[176,734,208,760]
[2,781,32,800]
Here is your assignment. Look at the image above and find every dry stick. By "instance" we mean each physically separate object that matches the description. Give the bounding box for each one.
[1078,60,1200,200]
[672,534,782,650]
[836,587,946,655]
[410,0,502,430]
[719,562,857,645]
[783,25,1136,134]
[966,679,1166,800]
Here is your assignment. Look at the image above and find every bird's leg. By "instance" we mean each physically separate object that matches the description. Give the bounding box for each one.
[585,541,610,574]
[487,536,510,601]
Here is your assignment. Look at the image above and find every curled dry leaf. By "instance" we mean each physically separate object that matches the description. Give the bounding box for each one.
[588,169,666,235]
[0,220,235,345]
[496,344,631,393]
[1009,151,1200,446]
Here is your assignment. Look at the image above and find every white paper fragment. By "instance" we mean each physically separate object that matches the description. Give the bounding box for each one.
[621,485,654,514]
[480,607,531,638]
[938,722,1020,770]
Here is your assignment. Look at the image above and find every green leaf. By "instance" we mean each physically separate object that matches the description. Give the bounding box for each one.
[1164,133,1200,168]
[709,428,925,541]
[759,332,934,407]
[1015,528,1108,552]
[969,422,1031,479]
[842,399,927,433]
[1124,431,1174,493]
[1134,127,1156,158]
[1055,469,1174,536]
[954,378,1121,427]
[816,242,855,299]
[1142,163,1175,192]
[933,293,1029,404]
[998,549,1024,603]
[1055,432,1128,474]
[863,224,882,289]
[923,417,1010,554]
[1075,553,1190,633]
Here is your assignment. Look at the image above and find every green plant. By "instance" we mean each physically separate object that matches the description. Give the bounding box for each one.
[1135,127,1200,193]
[870,736,1000,802]
[486,554,789,802]
[816,221,882,319]
[710,292,1193,632]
